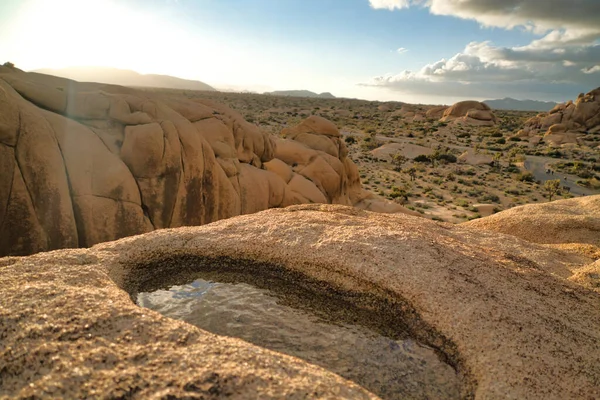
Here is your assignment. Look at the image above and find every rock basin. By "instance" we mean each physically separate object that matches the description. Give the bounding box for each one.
[2,203,599,399]
[138,275,461,399]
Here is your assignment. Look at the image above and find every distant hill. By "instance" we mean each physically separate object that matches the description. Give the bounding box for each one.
[32,67,216,91]
[265,90,336,99]
[483,98,557,112]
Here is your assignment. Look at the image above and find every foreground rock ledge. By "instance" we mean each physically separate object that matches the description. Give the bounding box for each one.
[2,205,599,399]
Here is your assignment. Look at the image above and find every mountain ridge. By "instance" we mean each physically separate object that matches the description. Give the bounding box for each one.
[483,97,557,112]
[264,90,336,99]
[32,66,216,91]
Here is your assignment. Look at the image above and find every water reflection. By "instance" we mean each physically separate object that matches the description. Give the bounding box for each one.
[138,279,460,400]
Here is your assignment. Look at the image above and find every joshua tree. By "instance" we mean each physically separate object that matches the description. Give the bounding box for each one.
[360,132,381,151]
[390,183,412,204]
[544,179,561,201]
[428,149,441,167]
[492,152,502,169]
[407,167,417,181]
[391,152,408,171]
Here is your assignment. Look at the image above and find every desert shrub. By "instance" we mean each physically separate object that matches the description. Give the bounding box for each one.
[546,149,563,158]
[509,136,521,142]
[360,134,381,151]
[479,193,500,203]
[589,178,600,189]
[466,188,484,197]
[455,168,476,176]
[451,185,462,193]
[454,199,469,208]
[389,186,410,201]
[391,152,408,171]
[496,138,506,144]
[576,178,600,189]
[491,132,503,138]
[414,154,430,163]
[577,170,593,179]
[345,135,356,144]
[437,153,457,163]
[517,172,535,182]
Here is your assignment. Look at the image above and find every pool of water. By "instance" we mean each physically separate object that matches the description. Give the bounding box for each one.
[137,278,460,399]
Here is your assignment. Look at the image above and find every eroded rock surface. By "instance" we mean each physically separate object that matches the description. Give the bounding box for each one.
[1,203,599,399]
[440,101,496,126]
[518,87,600,142]
[464,195,600,292]
[425,105,447,120]
[464,196,600,247]
[0,67,410,257]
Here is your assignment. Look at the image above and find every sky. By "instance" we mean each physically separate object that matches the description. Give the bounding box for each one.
[1,0,599,104]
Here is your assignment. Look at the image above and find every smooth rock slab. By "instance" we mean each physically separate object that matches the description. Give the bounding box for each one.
[1,204,600,399]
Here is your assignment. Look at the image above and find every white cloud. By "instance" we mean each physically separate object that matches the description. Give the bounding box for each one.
[364,40,599,100]
[369,0,412,10]
[427,0,600,34]
[370,0,600,37]
[525,29,600,49]
[582,65,600,74]
[397,47,409,54]
[365,0,600,100]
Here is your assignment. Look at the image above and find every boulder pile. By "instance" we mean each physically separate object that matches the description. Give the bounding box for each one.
[518,87,600,145]
[0,66,410,257]
[440,101,496,126]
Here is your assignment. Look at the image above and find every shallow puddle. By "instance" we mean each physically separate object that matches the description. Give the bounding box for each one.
[138,278,460,399]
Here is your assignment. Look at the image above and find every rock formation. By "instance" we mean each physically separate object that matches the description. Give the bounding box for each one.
[464,195,600,292]
[2,201,599,399]
[465,194,600,247]
[371,142,433,162]
[518,87,600,143]
[440,101,496,126]
[390,104,427,123]
[0,66,410,257]
[377,103,392,112]
[425,105,447,120]
[457,149,493,166]
[464,194,600,243]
